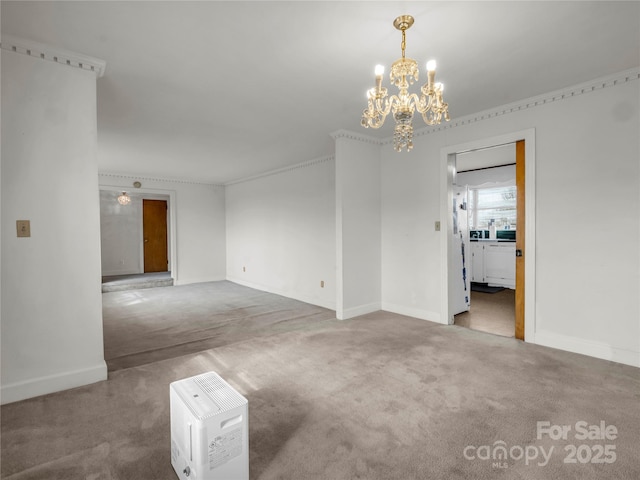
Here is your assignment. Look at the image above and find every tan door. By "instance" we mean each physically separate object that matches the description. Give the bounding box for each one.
[143,199,168,273]
[515,140,525,340]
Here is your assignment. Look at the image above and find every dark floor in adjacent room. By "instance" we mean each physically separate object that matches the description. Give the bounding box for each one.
[2,281,639,480]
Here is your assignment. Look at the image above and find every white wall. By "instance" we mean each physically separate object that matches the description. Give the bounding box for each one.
[225,158,336,310]
[99,190,172,276]
[381,71,640,366]
[334,132,381,319]
[99,190,144,276]
[99,175,226,285]
[1,50,107,403]
[380,133,443,321]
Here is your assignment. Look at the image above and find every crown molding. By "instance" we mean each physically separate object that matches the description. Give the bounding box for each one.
[99,155,337,188]
[1,34,106,77]
[225,155,335,186]
[330,129,383,145]
[391,67,640,144]
[98,172,224,188]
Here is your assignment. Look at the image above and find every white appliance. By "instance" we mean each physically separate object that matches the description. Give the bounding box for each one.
[170,372,248,480]
[451,184,471,315]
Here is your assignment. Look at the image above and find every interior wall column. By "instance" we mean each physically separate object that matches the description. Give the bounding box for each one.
[332,130,382,320]
[1,37,108,403]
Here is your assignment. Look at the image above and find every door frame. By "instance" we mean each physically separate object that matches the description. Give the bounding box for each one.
[98,186,178,281]
[440,129,536,342]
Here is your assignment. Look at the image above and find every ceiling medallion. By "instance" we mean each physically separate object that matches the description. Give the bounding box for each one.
[361,15,450,152]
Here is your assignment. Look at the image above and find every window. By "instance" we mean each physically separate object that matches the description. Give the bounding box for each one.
[468,185,516,230]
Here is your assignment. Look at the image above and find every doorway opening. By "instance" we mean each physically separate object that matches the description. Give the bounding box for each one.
[98,188,177,292]
[440,129,535,342]
[451,143,517,337]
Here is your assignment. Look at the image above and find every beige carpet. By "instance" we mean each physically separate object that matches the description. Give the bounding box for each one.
[102,281,336,371]
[2,282,639,479]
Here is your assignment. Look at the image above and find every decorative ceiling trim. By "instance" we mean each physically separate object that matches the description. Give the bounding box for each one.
[1,34,106,77]
[225,155,335,186]
[98,172,224,188]
[330,129,382,146]
[394,67,640,144]
[99,156,337,188]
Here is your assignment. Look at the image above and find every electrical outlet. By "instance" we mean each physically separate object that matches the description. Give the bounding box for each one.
[435,221,441,231]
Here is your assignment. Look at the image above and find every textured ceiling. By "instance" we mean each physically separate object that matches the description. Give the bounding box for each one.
[3,1,639,184]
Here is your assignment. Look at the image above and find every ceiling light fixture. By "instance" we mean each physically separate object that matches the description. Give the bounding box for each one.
[117,191,131,205]
[361,15,450,152]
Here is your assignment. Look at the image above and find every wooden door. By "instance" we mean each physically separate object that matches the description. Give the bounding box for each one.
[515,140,525,340]
[143,199,168,273]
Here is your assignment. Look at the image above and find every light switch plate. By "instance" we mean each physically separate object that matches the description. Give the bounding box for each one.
[435,221,441,231]
[17,220,31,237]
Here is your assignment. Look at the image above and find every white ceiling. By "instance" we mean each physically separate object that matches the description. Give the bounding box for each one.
[3,1,639,184]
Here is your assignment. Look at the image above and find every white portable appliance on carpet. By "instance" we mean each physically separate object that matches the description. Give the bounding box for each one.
[170,372,248,480]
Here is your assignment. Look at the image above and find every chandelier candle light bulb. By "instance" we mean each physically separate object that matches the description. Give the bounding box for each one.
[375,64,385,92]
[426,60,436,91]
[362,15,450,152]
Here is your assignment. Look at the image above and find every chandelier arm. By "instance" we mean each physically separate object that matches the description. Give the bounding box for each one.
[362,96,394,129]
[414,91,430,114]
[405,93,421,113]
[386,94,401,111]
[415,91,448,125]
[421,98,442,126]
[421,111,441,126]
[378,96,393,116]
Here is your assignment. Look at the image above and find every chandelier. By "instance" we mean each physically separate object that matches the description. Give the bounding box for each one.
[361,15,450,152]
[117,191,131,205]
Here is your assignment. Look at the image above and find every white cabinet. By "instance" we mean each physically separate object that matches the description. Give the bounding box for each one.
[470,241,515,289]
[485,243,516,288]
[471,242,485,283]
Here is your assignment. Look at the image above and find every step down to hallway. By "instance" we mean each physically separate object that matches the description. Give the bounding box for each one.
[102,272,174,293]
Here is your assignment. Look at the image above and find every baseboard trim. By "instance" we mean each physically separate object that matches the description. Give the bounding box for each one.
[381,302,442,324]
[534,331,640,368]
[101,269,142,277]
[174,276,226,286]
[227,276,336,311]
[1,361,108,405]
[338,302,381,320]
